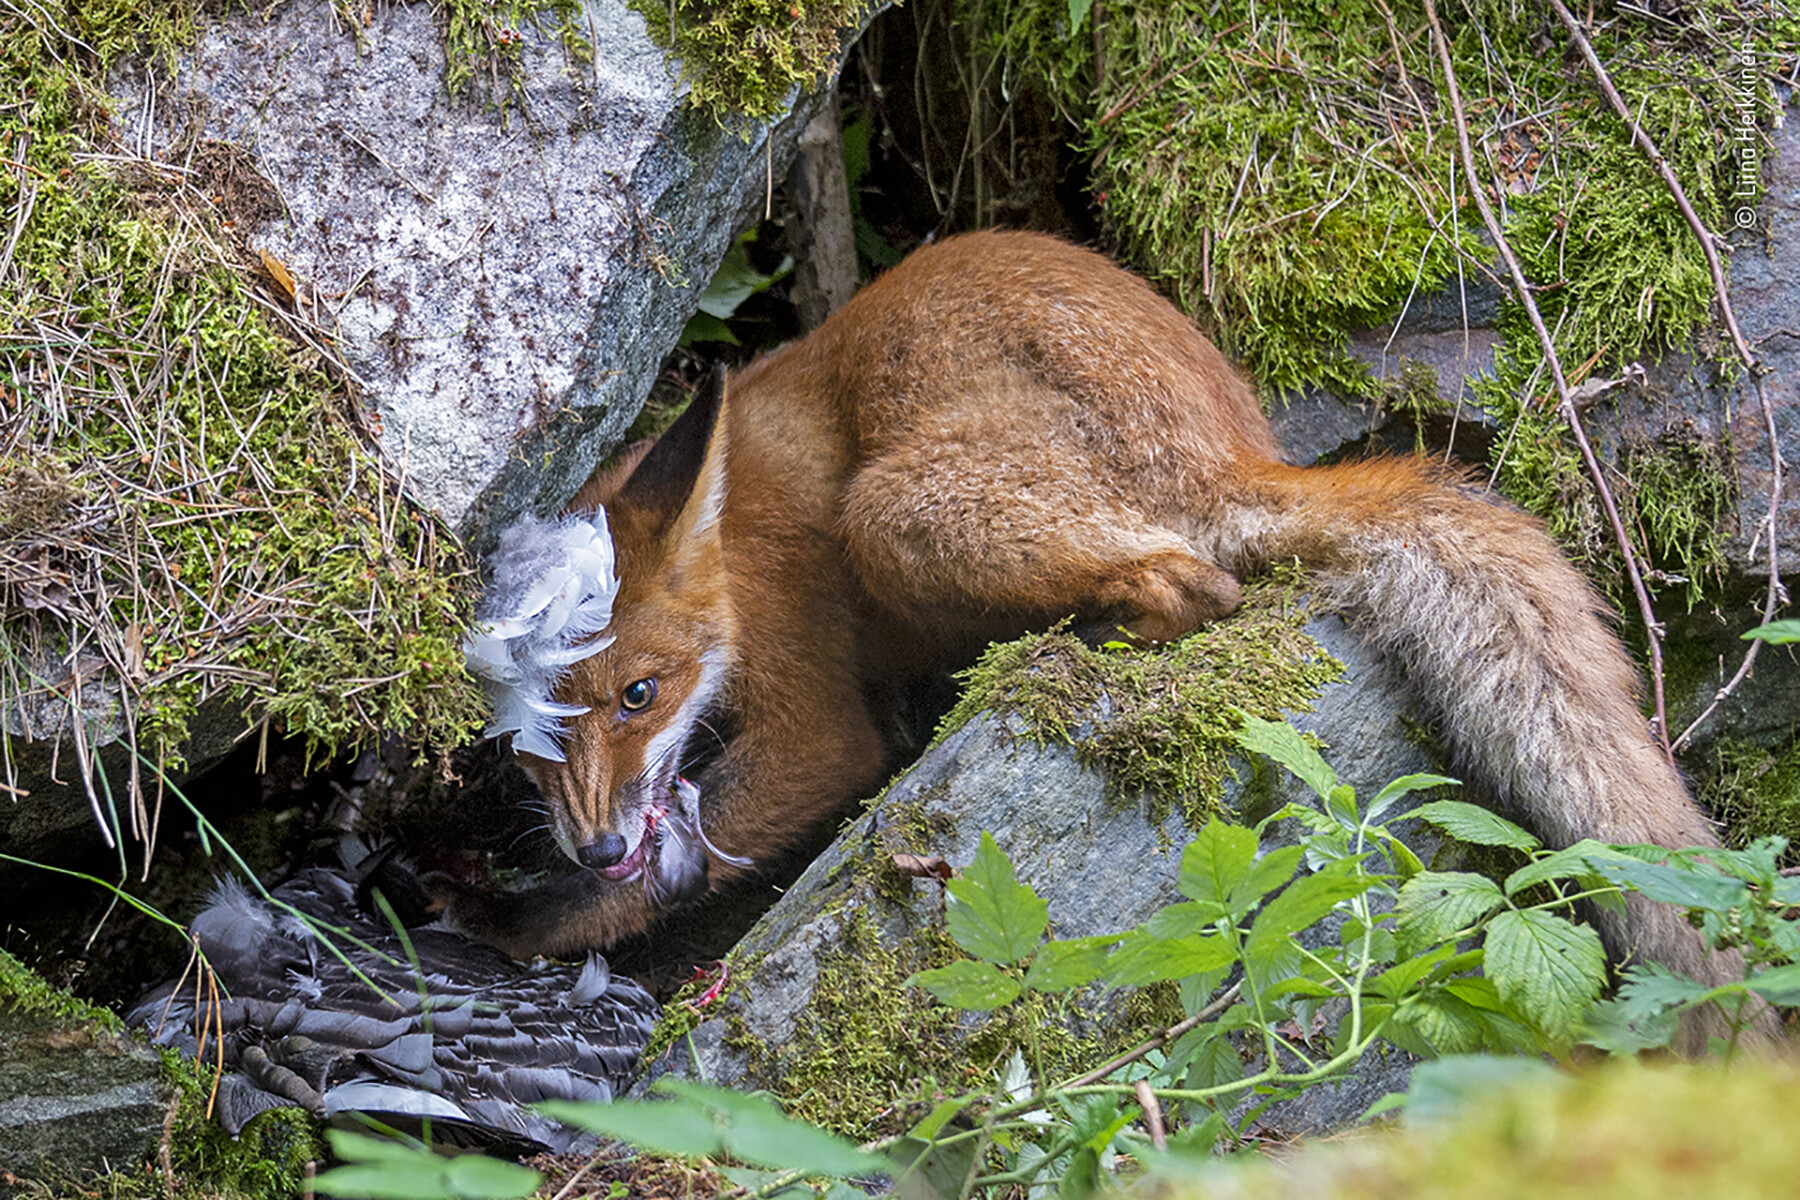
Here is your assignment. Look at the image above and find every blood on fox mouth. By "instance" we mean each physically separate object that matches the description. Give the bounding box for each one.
[598,805,666,881]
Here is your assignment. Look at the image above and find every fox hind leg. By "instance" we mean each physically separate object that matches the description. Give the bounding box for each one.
[840,399,1239,646]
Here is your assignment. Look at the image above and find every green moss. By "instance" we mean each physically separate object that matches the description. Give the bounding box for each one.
[1700,735,1800,863]
[937,566,1343,826]
[436,0,593,108]
[0,946,125,1029]
[971,0,1788,607]
[0,949,320,1199]
[723,907,1182,1140]
[0,8,485,767]
[633,0,879,124]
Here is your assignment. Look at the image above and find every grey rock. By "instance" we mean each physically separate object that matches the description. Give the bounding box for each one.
[109,0,861,542]
[0,996,169,1193]
[662,614,1441,1140]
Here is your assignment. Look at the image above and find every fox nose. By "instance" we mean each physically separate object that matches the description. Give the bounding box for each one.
[577,833,629,871]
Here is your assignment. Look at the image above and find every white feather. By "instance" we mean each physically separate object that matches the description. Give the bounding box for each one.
[463,511,620,762]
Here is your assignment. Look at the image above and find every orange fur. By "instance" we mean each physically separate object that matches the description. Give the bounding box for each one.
[446,231,1763,1048]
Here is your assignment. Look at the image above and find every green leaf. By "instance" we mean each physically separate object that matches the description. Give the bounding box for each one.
[907,1097,969,1142]
[1367,773,1460,822]
[1579,996,1682,1053]
[1578,965,1698,1054]
[1503,840,1619,897]
[1144,901,1211,938]
[657,1080,889,1177]
[1483,909,1607,1038]
[1392,988,1490,1056]
[1236,715,1337,801]
[311,1165,453,1200]
[1177,819,1258,910]
[1106,929,1237,987]
[1381,830,1426,881]
[1394,871,1506,953]
[313,1134,542,1200]
[537,1098,724,1157]
[945,832,1048,964]
[1248,856,1375,945]
[1228,844,1305,920]
[1742,618,1800,644]
[1402,1056,1561,1125]
[443,1157,546,1200]
[1746,961,1800,1006]
[1590,857,1752,912]
[1407,800,1540,852]
[909,959,1022,1010]
[1024,935,1117,992]
[1180,1030,1246,1091]
[1067,0,1095,34]
[1367,943,1460,1001]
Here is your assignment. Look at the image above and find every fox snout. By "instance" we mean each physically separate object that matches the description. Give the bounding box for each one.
[576,833,630,871]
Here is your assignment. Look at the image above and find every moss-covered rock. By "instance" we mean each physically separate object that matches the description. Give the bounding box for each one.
[0,949,319,1199]
[653,580,1449,1142]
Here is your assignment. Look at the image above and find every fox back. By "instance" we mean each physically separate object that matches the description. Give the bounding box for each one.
[454,232,1749,1049]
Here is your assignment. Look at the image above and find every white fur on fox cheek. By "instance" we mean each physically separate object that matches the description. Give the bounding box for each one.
[624,644,731,853]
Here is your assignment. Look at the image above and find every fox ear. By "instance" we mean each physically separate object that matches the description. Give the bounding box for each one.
[614,365,729,547]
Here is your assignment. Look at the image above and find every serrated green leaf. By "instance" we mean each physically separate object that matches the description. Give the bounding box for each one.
[1144,901,1212,938]
[1067,0,1095,34]
[1746,962,1800,1006]
[1394,871,1505,953]
[1367,773,1460,822]
[909,959,1022,1010]
[1228,844,1305,919]
[311,1165,451,1200]
[1024,934,1117,992]
[443,1156,544,1200]
[1743,618,1800,644]
[1245,856,1376,962]
[1579,996,1682,1053]
[1483,909,1606,1039]
[1367,943,1460,1001]
[907,1097,970,1142]
[1503,840,1619,897]
[946,832,1047,964]
[1177,819,1258,909]
[1394,988,1490,1056]
[537,1098,724,1157]
[1577,963,1699,1053]
[1407,800,1540,852]
[1236,714,1338,800]
[323,1130,424,1165]
[1592,857,1753,912]
[1106,929,1237,987]
[1183,1031,1246,1091]
[657,1080,889,1176]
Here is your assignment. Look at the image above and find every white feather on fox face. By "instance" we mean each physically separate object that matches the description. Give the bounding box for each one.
[462,512,620,762]
[463,511,748,898]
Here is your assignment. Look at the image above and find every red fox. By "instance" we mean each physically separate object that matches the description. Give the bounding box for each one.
[450,229,1738,1015]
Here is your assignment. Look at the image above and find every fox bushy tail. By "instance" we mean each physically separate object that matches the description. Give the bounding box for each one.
[1214,457,1731,997]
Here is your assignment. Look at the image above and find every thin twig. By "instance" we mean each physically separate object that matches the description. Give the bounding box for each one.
[1133,1078,1168,1151]
[1058,982,1243,1090]
[1539,0,1791,748]
[1423,0,1675,759]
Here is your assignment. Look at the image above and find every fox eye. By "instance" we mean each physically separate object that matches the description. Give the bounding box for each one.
[620,678,657,713]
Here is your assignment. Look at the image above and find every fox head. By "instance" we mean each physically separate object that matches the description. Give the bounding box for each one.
[524,370,749,907]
